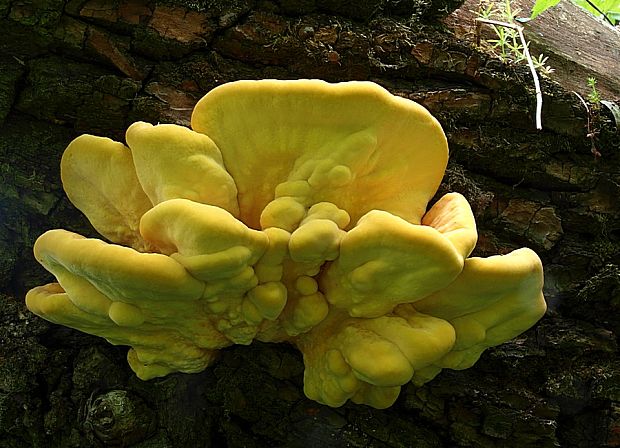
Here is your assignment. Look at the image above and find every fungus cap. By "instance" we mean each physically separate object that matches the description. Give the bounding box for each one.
[60,135,153,251]
[191,79,449,229]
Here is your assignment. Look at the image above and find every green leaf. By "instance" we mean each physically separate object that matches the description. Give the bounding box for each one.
[530,0,562,18]
[572,0,620,24]
[600,0,620,14]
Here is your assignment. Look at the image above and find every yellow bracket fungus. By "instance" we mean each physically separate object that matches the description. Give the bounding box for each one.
[26,80,547,409]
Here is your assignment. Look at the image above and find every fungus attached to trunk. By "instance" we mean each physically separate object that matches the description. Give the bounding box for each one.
[26,80,547,409]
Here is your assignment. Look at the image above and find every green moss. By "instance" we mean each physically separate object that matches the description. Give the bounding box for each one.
[15,56,141,136]
[8,0,64,37]
[16,57,105,123]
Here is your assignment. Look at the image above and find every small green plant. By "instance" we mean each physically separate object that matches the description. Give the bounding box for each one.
[475,0,547,129]
[587,77,601,104]
[476,0,555,76]
[573,77,603,158]
[530,53,554,76]
[478,0,519,59]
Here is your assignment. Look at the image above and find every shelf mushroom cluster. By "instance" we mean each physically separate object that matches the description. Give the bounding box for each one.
[26,80,547,409]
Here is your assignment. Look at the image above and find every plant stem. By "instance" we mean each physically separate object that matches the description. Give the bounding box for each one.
[476,18,543,130]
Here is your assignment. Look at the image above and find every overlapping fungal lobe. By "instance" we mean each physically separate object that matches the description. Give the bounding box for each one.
[26,79,547,409]
[190,80,449,229]
[60,135,153,251]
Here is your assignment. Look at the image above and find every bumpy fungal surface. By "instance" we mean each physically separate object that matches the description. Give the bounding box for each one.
[26,80,547,409]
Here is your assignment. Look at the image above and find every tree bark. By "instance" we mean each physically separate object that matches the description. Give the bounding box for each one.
[1,1,619,447]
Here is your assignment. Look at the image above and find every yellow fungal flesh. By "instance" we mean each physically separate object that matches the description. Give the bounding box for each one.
[26,80,546,409]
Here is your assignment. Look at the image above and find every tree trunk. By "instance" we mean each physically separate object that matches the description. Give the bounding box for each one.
[1,1,619,447]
